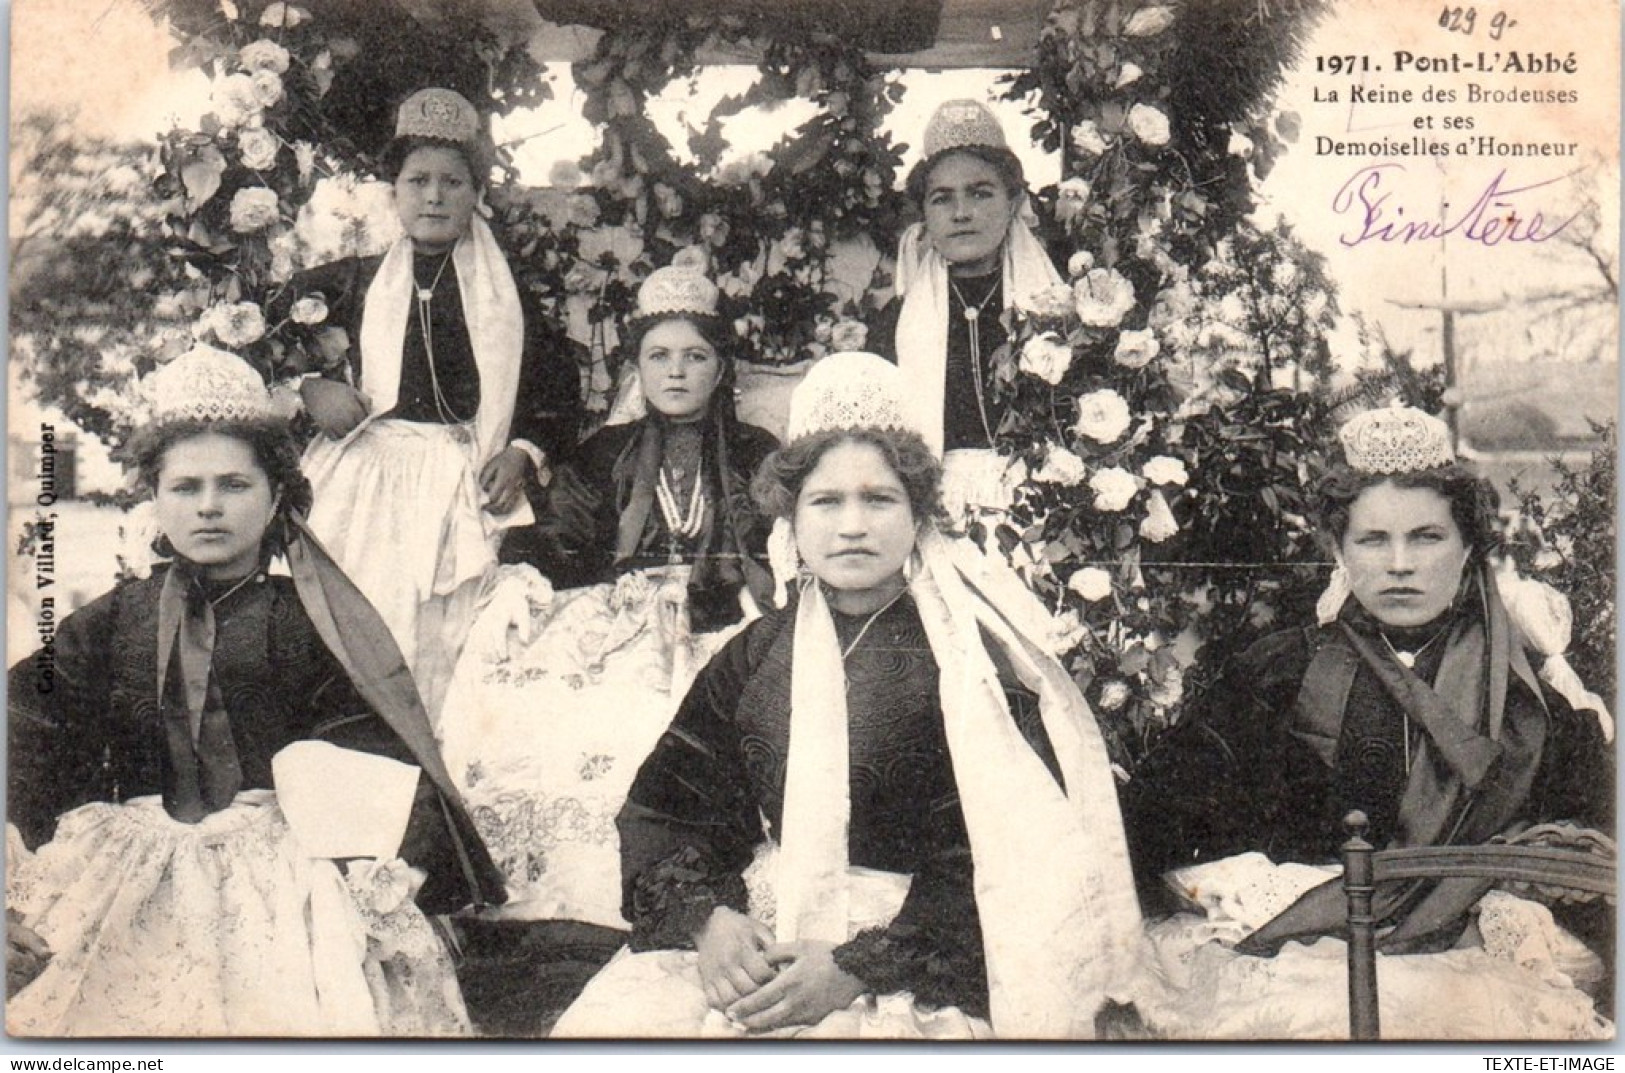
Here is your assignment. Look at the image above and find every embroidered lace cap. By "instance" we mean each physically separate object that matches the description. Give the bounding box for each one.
[786,351,912,444]
[395,88,482,147]
[635,265,719,319]
[150,345,277,425]
[1338,403,1455,474]
[921,99,1008,159]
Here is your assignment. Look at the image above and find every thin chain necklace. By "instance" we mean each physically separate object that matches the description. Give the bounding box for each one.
[414,252,472,425]
[949,274,1001,446]
[838,586,909,661]
[1379,625,1447,670]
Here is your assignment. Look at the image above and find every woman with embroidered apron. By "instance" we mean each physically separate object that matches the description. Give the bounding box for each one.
[435,264,776,932]
[549,352,1145,1039]
[870,99,1064,528]
[290,88,582,720]
[5,346,507,1036]
[1121,405,1615,1039]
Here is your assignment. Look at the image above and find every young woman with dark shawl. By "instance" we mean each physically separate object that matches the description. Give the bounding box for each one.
[549,352,1145,1039]
[434,263,776,932]
[6,346,506,1036]
[1122,405,1614,1039]
[284,88,582,719]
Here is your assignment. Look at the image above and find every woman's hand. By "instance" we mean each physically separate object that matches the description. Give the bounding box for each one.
[479,446,533,515]
[725,939,866,1032]
[694,906,777,1011]
[6,910,50,998]
[300,379,370,438]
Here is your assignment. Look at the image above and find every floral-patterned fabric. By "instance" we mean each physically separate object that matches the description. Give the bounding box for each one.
[439,564,746,929]
[7,794,467,1037]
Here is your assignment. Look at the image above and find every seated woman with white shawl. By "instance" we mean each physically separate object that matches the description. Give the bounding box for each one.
[550,352,1143,1039]
[870,99,1065,524]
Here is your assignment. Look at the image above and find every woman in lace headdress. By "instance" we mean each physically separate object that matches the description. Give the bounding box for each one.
[434,263,776,934]
[870,98,1064,522]
[6,346,505,1036]
[286,87,582,719]
[1122,404,1614,1039]
[549,352,1144,1040]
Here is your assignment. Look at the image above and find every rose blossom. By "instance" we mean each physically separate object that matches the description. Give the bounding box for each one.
[1097,679,1132,712]
[229,187,281,232]
[1072,388,1132,444]
[1116,63,1144,88]
[1068,567,1113,602]
[1127,104,1172,147]
[260,2,311,27]
[1141,455,1189,486]
[237,127,280,171]
[251,70,285,108]
[1033,445,1087,486]
[830,319,869,352]
[1054,177,1091,226]
[566,193,600,228]
[1113,328,1160,370]
[1073,268,1136,328]
[289,296,328,325]
[239,39,290,74]
[1139,489,1179,543]
[1015,282,1075,319]
[212,74,263,129]
[1049,609,1088,656]
[1125,6,1176,36]
[1067,251,1095,279]
[1019,332,1073,386]
[202,302,267,348]
[1070,120,1108,157]
[1089,466,1140,512]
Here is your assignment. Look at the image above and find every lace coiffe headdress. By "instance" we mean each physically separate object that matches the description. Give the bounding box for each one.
[771,351,1145,1037]
[1338,403,1456,474]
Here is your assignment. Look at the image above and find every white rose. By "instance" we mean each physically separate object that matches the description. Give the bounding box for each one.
[1033,445,1087,486]
[1116,63,1144,89]
[228,187,281,232]
[1068,567,1113,602]
[1124,6,1176,36]
[1127,104,1171,147]
[1073,389,1132,444]
[203,302,267,347]
[1070,120,1109,157]
[1073,268,1136,328]
[1149,664,1186,709]
[1142,455,1189,486]
[237,127,280,171]
[1067,250,1095,279]
[239,39,291,74]
[212,74,263,129]
[1014,282,1076,319]
[1019,332,1073,386]
[567,193,600,228]
[1139,489,1179,543]
[260,2,311,27]
[830,319,869,352]
[671,245,711,273]
[289,296,328,325]
[1097,679,1132,711]
[251,70,285,108]
[1089,466,1140,512]
[1049,609,1089,657]
[1054,177,1091,225]
[1113,328,1160,369]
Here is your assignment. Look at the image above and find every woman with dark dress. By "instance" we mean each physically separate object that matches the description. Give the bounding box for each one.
[550,352,1144,1039]
[870,99,1064,521]
[287,87,581,718]
[1122,404,1614,1039]
[435,264,777,930]
[6,346,505,1036]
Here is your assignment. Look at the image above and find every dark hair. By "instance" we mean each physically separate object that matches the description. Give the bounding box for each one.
[1312,462,1502,561]
[905,145,1027,206]
[382,135,485,191]
[131,419,314,522]
[626,312,739,411]
[751,427,943,524]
